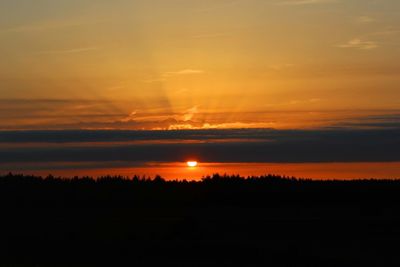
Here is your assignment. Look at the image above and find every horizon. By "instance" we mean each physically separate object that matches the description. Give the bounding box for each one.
[1,128,400,179]
[3,171,400,182]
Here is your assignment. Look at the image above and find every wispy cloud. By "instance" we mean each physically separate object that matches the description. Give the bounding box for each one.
[120,110,138,122]
[182,106,200,122]
[336,38,378,50]
[355,16,376,24]
[36,47,99,54]
[288,98,322,105]
[195,0,242,12]
[192,33,229,39]
[268,63,294,71]
[163,69,205,78]
[1,18,104,34]
[168,122,276,130]
[276,0,337,6]
[143,69,205,83]
[366,29,400,37]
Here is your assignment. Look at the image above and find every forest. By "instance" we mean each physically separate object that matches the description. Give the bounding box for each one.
[1,173,399,266]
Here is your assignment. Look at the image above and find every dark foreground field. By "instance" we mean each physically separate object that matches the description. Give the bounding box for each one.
[1,173,400,266]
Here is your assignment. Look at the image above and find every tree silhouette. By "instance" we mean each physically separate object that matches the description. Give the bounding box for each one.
[0,173,399,266]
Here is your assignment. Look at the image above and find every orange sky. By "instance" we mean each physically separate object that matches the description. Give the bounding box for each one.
[0,1,399,179]
[5,162,400,181]
[0,0,399,130]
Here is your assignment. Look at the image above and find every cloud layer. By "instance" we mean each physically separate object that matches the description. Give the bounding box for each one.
[1,128,399,166]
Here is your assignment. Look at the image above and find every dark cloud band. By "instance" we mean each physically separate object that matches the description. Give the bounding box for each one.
[1,129,399,163]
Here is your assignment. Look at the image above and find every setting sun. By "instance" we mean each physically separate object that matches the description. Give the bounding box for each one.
[187,161,198,168]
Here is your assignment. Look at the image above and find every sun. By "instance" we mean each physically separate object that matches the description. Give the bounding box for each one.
[187,161,198,168]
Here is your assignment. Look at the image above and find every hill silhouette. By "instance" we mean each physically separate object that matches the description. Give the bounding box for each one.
[1,173,400,266]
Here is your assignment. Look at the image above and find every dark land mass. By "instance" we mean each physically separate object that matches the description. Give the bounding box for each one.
[1,173,400,266]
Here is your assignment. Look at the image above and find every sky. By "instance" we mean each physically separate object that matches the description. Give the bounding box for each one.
[1,0,400,178]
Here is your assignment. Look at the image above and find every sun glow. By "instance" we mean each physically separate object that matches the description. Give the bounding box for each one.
[187,161,198,168]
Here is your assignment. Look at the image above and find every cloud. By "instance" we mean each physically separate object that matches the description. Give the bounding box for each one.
[168,122,276,130]
[276,0,337,5]
[182,106,199,122]
[288,98,321,105]
[0,18,105,34]
[1,22,81,34]
[336,38,378,50]
[195,0,242,12]
[36,47,98,54]
[120,111,138,122]
[163,69,205,78]
[366,29,400,37]
[355,16,376,24]
[199,122,274,130]
[1,128,399,164]
[144,69,204,83]
[0,129,272,143]
[2,99,398,133]
[142,78,167,83]
[335,113,400,129]
[191,33,229,39]
[0,98,126,128]
[268,64,295,71]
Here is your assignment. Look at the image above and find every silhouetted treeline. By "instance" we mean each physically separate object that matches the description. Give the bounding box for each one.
[1,172,400,206]
[1,173,400,266]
